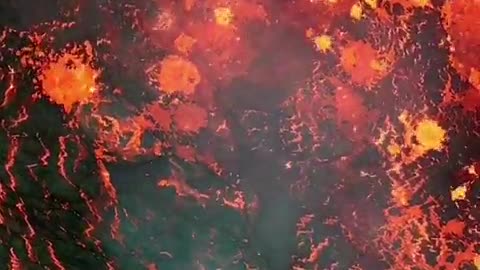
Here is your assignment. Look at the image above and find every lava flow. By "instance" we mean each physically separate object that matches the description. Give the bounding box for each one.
[1,0,480,269]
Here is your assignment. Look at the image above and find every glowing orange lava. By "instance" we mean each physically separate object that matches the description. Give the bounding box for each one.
[214,7,234,26]
[350,3,363,20]
[414,118,447,152]
[443,0,480,89]
[174,33,196,55]
[40,44,99,112]
[173,103,208,133]
[382,112,447,164]
[340,41,389,86]
[157,55,201,95]
[313,34,333,53]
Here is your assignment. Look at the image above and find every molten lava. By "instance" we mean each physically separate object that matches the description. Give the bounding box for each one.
[157,55,201,95]
[40,44,99,112]
[414,118,446,152]
[214,7,234,26]
[173,103,208,134]
[340,41,389,86]
[442,0,480,89]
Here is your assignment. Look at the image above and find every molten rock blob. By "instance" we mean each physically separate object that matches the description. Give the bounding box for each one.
[414,119,446,152]
[158,55,201,95]
[173,103,208,133]
[443,0,480,88]
[340,41,389,86]
[40,53,98,112]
